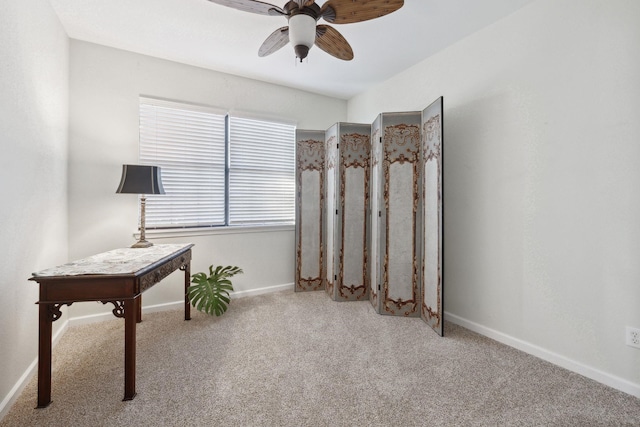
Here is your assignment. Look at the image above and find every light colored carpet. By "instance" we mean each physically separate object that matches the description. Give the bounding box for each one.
[1,290,639,426]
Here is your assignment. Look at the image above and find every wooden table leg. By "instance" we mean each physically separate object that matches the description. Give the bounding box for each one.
[136,295,142,323]
[37,303,53,408]
[123,296,138,401]
[184,262,191,321]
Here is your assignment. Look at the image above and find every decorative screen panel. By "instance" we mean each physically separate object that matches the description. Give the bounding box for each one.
[337,125,371,301]
[372,112,422,316]
[326,123,371,301]
[324,125,338,298]
[343,167,366,290]
[295,130,326,292]
[369,116,382,312]
[421,97,444,335]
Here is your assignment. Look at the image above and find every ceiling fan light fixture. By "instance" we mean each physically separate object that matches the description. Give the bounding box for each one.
[288,14,316,61]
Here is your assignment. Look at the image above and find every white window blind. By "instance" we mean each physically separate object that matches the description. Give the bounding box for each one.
[139,98,296,229]
[229,116,296,225]
[139,99,226,228]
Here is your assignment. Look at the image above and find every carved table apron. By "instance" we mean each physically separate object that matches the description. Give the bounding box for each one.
[29,243,194,408]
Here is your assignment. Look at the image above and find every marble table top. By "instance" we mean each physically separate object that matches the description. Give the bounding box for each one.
[32,244,192,277]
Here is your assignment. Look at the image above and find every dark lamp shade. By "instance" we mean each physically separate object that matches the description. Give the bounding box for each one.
[116,165,165,195]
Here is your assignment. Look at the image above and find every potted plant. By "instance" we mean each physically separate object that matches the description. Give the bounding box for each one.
[187,265,243,316]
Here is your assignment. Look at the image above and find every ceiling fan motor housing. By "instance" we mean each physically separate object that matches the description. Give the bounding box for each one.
[284,1,322,18]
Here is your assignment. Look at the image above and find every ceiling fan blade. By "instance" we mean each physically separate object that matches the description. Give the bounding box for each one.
[320,0,403,24]
[206,0,285,16]
[315,25,353,61]
[258,27,290,57]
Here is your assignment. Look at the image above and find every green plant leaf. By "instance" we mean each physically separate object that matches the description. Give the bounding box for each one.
[188,264,242,316]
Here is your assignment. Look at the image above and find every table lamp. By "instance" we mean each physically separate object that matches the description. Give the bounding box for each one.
[116,164,165,248]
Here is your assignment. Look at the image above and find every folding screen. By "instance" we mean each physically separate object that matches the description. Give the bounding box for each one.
[295,130,326,292]
[370,112,422,316]
[421,97,444,335]
[325,123,371,301]
[295,97,444,336]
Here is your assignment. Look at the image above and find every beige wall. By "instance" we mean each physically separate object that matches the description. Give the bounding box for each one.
[0,0,69,414]
[67,40,348,319]
[348,0,640,394]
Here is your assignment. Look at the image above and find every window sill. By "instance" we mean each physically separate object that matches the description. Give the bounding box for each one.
[134,224,295,239]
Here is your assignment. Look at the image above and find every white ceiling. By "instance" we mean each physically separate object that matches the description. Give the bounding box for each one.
[49,0,535,100]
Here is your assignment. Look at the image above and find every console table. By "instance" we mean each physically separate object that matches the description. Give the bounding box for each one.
[29,243,194,408]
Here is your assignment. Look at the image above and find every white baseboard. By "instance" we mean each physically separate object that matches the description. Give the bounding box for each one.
[0,317,70,421]
[232,282,293,298]
[444,311,640,398]
[68,300,188,327]
[68,283,294,327]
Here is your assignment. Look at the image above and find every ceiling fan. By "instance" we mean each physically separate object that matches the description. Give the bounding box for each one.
[206,0,404,61]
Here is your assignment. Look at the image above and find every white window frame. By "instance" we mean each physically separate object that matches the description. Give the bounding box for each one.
[138,97,296,233]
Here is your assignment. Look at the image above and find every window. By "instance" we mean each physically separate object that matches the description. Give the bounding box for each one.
[229,116,296,225]
[139,97,296,229]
